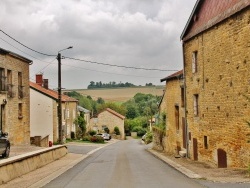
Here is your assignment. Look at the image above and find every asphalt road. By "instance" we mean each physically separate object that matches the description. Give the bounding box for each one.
[44,139,205,188]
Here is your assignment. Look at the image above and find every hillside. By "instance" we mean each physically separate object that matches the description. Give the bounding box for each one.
[65,86,164,102]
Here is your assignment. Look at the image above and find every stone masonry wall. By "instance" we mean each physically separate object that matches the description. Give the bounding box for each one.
[183,8,250,167]
[0,54,30,145]
[164,79,185,155]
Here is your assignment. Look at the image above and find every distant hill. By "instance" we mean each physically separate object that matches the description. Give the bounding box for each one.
[64,86,164,102]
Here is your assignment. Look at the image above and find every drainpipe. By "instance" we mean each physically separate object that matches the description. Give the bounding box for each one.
[182,42,189,158]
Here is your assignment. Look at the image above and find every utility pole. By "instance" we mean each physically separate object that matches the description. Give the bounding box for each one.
[57,52,63,144]
[57,46,73,145]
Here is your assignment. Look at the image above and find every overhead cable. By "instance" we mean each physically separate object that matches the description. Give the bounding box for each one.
[64,56,178,72]
[0,29,56,57]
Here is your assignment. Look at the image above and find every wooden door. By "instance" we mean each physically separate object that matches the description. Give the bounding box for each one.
[193,138,198,161]
[217,149,227,168]
[182,117,186,149]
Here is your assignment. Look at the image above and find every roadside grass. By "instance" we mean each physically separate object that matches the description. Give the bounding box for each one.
[66,138,106,144]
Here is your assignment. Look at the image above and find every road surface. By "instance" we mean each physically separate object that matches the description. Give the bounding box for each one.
[44,139,205,188]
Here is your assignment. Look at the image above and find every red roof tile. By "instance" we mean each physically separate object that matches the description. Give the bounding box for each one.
[181,0,250,41]
[30,81,78,102]
[106,108,125,120]
[160,70,183,82]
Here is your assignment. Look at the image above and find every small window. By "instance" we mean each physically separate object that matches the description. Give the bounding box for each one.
[7,70,14,97]
[63,109,69,120]
[175,105,180,131]
[193,94,199,116]
[0,68,6,91]
[204,136,208,149]
[181,87,184,107]
[18,72,22,86]
[192,51,198,73]
[18,72,24,98]
[18,103,23,119]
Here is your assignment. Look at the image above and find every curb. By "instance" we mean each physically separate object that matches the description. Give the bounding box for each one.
[147,148,203,179]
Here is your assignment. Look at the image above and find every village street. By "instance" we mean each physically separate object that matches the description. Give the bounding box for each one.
[1,138,250,188]
[44,139,204,188]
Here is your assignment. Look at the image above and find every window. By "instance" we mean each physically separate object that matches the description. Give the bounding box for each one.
[102,125,107,131]
[63,108,69,120]
[204,136,208,149]
[7,70,14,97]
[0,68,6,91]
[193,94,199,116]
[175,105,179,131]
[181,87,184,107]
[18,103,23,119]
[18,72,24,98]
[192,51,198,73]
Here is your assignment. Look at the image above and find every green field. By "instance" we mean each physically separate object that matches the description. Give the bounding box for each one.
[65,86,164,102]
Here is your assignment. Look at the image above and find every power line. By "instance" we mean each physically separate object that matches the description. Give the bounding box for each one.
[62,63,164,78]
[0,29,178,72]
[64,56,178,72]
[0,29,56,57]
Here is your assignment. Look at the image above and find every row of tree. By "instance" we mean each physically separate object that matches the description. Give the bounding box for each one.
[87,81,155,89]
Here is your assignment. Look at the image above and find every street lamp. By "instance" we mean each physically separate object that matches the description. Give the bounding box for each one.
[57,46,73,144]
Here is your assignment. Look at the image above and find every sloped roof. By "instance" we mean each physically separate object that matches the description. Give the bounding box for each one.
[160,70,183,82]
[0,47,32,64]
[30,81,78,102]
[78,106,90,113]
[181,0,250,41]
[105,108,125,120]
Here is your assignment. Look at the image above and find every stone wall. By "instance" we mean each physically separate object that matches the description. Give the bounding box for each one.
[0,53,30,145]
[183,8,250,167]
[162,78,186,156]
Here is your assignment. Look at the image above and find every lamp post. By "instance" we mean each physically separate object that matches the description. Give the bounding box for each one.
[57,46,73,144]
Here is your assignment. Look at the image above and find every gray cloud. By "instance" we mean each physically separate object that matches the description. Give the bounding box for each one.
[0,0,196,89]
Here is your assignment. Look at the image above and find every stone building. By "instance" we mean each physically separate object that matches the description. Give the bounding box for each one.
[89,108,125,139]
[181,0,250,167]
[30,74,78,143]
[0,47,32,145]
[160,70,186,156]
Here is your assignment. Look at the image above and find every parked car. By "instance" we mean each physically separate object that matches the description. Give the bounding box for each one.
[0,131,10,158]
[95,133,111,141]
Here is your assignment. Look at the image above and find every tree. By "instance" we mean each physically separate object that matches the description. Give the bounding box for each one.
[74,112,86,139]
[97,97,105,104]
[126,105,139,119]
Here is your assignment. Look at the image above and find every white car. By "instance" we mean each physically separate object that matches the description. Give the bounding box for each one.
[96,133,111,141]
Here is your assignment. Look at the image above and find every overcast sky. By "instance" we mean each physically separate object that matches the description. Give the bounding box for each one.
[0,0,196,89]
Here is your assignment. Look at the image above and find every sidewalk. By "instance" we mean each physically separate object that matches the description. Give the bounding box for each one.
[0,140,118,188]
[147,148,250,184]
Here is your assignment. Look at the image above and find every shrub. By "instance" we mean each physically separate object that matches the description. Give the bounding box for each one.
[82,135,91,141]
[145,132,153,144]
[114,126,120,135]
[132,126,146,137]
[104,127,110,134]
[90,136,104,143]
[88,130,97,136]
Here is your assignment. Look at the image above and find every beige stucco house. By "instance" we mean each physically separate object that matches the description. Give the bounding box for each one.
[30,74,78,144]
[0,47,32,145]
[89,108,125,139]
[181,0,250,167]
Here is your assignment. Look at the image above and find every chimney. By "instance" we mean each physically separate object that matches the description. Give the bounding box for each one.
[36,74,43,86]
[43,79,49,89]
